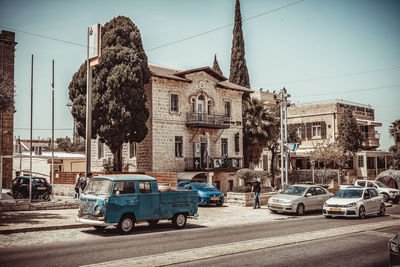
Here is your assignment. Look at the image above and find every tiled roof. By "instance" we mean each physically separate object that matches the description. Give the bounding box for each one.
[217,80,253,93]
[149,64,253,93]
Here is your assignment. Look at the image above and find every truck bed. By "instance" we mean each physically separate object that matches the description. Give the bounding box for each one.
[159,190,198,218]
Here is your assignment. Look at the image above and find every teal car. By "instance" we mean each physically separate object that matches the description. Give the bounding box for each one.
[177,179,224,206]
[76,175,198,234]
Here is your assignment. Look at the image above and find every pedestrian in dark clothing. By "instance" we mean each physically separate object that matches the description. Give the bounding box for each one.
[74,173,81,198]
[252,180,261,209]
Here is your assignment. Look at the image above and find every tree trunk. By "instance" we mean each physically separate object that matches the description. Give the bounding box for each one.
[113,146,123,172]
[269,150,276,189]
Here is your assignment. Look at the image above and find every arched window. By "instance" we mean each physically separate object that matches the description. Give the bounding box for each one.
[207,100,212,115]
[190,97,196,112]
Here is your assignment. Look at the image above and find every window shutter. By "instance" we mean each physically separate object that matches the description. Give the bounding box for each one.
[321,121,326,138]
[306,123,312,139]
[301,124,306,139]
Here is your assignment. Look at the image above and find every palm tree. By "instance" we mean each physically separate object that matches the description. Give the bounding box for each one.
[389,120,400,143]
[243,98,275,167]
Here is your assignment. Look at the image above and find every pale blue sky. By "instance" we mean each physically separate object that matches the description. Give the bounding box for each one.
[0,0,399,150]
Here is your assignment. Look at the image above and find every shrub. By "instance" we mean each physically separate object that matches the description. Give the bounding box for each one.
[232,185,252,193]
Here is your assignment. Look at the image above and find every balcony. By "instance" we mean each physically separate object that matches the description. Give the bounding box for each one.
[185,157,242,171]
[362,132,380,148]
[186,112,231,129]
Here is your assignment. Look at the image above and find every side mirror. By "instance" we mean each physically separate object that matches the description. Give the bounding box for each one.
[364,194,370,200]
[115,191,120,197]
[306,193,312,197]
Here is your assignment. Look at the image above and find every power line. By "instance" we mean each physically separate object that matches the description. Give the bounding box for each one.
[292,85,399,98]
[0,0,305,54]
[258,66,400,87]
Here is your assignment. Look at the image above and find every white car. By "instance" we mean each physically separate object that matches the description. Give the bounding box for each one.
[323,186,386,219]
[267,184,333,216]
[340,180,400,204]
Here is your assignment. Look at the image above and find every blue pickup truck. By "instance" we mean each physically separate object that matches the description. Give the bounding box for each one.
[76,175,198,234]
[177,179,224,206]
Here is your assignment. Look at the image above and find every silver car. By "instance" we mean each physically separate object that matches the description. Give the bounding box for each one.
[267,184,333,216]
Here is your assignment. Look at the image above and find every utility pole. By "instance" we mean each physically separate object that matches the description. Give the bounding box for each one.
[276,87,290,188]
[29,54,33,203]
[51,59,55,189]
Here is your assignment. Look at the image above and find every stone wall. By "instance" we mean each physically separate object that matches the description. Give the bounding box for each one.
[226,192,276,207]
[0,199,78,212]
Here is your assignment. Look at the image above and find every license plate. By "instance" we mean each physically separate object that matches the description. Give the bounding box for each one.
[330,208,341,212]
[211,197,220,201]
[271,204,282,208]
[37,187,46,190]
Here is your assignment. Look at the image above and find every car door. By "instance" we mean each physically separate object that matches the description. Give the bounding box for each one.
[304,187,319,211]
[368,188,380,213]
[363,189,374,213]
[107,180,139,223]
[315,187,330,209]
[137,181,159,220]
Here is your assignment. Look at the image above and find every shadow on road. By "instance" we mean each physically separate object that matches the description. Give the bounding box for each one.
[81,221,207,237]
[0,212,69,226]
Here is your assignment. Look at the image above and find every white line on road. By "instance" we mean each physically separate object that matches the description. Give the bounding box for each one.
[81,219,400,267]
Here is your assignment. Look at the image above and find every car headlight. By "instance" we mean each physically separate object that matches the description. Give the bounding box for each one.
[198,192,207,197]
[323,202,329,207]
[94,205,102,215]
[282,199,293,204]
[346,202,356,207]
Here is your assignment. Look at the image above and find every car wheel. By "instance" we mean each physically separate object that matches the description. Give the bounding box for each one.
[147,220,159,227]
[93,226,106,231]
[325,215,332,219]
[392,197,399,204]
[358,206,366,219]
[379,203,386,216]
[14,192,23,199]
[172,213,187,229]
[43,192,51,201]
[382,193,389,203]
[117,215,135,234]
[296,204,305,216]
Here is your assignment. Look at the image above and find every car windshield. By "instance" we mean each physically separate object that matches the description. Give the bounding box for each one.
[334,189,363,198]
[280,186,307,196]
[83,179,113,195]
[32,178,46,184]
[375,181,387,188]
[191,182,215,190]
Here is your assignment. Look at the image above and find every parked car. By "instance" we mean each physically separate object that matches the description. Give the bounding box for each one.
[340,179,400,203]
[323,186,385,219]
[177,179,224,206]
[11,176,52,200]
[76,175,198,234]
[267,184,333,215]
[389,233,400,267]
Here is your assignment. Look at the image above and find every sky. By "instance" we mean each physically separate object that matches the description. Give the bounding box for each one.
[0,0,399,150]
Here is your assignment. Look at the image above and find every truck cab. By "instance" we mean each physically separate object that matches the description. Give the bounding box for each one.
[76,175,198,234]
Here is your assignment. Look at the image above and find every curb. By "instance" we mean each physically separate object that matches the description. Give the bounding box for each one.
[0,223,91,234]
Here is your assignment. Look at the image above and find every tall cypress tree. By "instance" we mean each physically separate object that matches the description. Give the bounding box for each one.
[212,54,223,76]
[337,108,363,154]
[229,0,250,100]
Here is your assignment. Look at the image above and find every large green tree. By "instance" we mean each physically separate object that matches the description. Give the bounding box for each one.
[243,98,274,167]
[69,16,151,171]
[0,72,14,113]
[212,54,223,76]
[389,119,400,143]
[229,0,250,100]
[337,108,363,154]
[389,119,400,169]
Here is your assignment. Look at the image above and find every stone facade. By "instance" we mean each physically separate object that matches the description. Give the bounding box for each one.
[90,65,252,193]
[0,30,16,189]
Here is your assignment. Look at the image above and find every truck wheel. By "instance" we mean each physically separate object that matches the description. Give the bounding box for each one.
[118,215,135,234]
[382,193,389,203]
[392,197,399,204]
[172,213,187,229]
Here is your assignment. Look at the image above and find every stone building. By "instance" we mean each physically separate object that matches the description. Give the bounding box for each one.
[90,64,252,193]
[0,30,16,189]
[287,100,391,179]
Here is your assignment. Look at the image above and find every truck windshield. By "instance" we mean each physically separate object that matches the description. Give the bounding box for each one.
[334,189,363,198]
[83,179,113,195]
[280,186,307,196]
[191,182,215,190]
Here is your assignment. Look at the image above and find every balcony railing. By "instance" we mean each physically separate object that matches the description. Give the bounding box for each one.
[186,112,231,129]
[185,157,242,171]
[362,132,380,139]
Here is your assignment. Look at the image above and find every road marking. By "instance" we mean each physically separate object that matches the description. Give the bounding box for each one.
[81,219,400,267]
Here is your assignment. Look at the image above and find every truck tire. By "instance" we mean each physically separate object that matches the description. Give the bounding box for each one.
[118,214,135,234]
[172,213,187,229]
[382,193,389,203]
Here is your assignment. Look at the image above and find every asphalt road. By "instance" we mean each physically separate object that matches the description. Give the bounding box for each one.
[1,206,399,267]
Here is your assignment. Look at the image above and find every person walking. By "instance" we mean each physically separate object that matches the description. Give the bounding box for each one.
[74,173,81,198]
[251,180,261,209]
